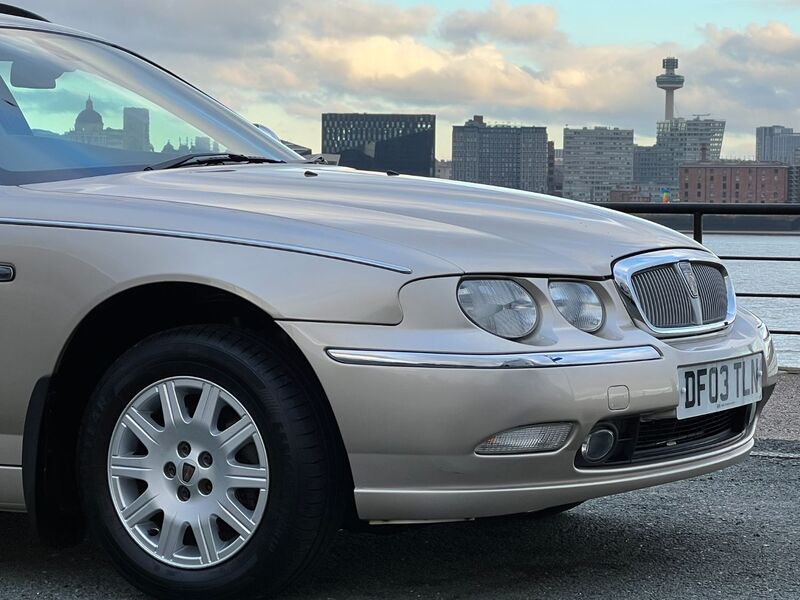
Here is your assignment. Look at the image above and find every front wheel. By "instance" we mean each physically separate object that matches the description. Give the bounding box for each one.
[78,326,343,599]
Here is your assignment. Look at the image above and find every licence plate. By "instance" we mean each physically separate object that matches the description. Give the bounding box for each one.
[677,353,762,420]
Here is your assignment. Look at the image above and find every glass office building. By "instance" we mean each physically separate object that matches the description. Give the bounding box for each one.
[321,113,435,177]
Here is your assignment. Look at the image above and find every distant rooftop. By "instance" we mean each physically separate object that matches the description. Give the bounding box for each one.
[565,126,631,131]
[682,159,787,167]
[459,115,544,129]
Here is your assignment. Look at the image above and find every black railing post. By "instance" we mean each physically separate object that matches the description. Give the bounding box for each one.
[693,212,703,243]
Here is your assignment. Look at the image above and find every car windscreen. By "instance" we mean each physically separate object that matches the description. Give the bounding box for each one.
[0,27,301,185]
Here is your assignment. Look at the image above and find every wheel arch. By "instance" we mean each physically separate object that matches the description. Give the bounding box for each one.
[23,280,355,545]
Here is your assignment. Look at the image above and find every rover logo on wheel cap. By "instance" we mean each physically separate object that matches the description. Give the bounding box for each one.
[181,462,196,484]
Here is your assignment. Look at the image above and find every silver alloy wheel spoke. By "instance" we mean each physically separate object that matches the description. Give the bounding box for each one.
[223,463,269,489]
[108,376,269,569]
[159,381,188,429]
[217,417,256,451]
[123,407,163,449]
[193,383,221,430]
[121,489,160,526]
[157,515,185,560]
[194,514,219,564]
[217,494,256,537]
[109,454,155,479]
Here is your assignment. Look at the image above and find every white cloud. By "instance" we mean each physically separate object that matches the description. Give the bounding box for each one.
[440,0,563,46]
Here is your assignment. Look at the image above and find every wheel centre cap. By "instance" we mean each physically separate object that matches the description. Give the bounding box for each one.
[180,461,197,484]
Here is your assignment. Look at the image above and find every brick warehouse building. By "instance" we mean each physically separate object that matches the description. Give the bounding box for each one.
[679,161,788,203]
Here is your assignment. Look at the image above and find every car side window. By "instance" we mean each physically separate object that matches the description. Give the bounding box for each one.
[0,28,300,184]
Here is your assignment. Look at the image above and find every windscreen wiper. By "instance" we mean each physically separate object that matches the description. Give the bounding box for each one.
[144,153,285,171]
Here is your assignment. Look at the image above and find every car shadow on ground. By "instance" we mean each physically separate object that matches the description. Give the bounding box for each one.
[0,508,682,599]
[1,457,797,599]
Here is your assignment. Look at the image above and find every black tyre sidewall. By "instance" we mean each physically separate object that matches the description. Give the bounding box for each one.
[79,329,337,598]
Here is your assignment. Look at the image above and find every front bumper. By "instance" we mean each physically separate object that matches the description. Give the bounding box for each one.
[280,281,779,522]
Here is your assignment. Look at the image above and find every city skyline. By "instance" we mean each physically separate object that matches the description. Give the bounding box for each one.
[22,0,800,160]
[42,96,217,156]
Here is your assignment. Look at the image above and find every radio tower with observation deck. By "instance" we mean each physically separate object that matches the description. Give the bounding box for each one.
[656,57,684,120]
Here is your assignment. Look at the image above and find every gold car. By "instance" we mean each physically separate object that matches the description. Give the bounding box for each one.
[0,6,778,599]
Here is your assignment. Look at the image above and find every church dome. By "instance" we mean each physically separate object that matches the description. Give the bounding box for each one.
[75,97,103,132]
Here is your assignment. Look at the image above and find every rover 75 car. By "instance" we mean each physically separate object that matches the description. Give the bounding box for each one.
[0,5,779,599]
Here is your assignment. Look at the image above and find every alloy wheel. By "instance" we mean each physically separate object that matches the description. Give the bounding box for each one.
[107,376,269,568]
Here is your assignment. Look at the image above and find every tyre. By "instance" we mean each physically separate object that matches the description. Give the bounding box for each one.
[78,325,344,599]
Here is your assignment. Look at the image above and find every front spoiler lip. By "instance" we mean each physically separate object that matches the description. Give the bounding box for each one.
[326,345,662,369]
[353,429,755,521]
[361,430,754,496]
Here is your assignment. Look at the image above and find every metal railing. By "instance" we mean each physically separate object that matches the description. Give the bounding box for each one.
[599,202,800,338]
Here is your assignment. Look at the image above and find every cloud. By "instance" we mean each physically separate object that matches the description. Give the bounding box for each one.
[680,23,800,133]
[276,36,568,110]
[14,1,800,158]
[27,0,284,59]
[290,1,435,38]
[440,0,562,46]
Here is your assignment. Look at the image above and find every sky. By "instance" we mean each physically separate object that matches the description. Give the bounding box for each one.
[15,0,800,159]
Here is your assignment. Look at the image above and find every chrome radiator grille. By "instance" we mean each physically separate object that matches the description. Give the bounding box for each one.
[615,250,736,336]
[693,263,728,323]
[631,265,694,328]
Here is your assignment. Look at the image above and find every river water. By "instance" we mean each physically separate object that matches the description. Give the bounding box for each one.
[698,234,799,367]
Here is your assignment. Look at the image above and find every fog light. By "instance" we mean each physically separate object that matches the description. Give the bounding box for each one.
[581,427,617,463]
[476,423,572,455]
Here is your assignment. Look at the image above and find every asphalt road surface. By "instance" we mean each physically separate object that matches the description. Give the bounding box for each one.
[1,373,798,600]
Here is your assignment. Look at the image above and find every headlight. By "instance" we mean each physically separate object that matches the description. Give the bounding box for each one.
[457,279,538,339]
[549,281,604,332]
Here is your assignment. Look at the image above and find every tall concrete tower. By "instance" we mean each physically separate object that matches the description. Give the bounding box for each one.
[656,57,684,120]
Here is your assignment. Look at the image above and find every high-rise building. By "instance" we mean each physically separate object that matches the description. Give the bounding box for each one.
[193,136,211,153]
[679,161,788,203]
[756,125,800,164]
[563,126,634,202]
[122,107,151,152]
[633,144,660,184]
[652,117,726,190]
[451,115,548,193]
[550,145,564,196]
[321,113,435,177]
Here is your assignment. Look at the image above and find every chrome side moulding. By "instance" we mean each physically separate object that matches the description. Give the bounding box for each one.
[0,217,413,274]
[613,248,737,338]
[326,345,662,369]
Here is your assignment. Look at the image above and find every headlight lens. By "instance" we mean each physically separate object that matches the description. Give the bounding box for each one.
[457,279,538,339]
[549,281,604,332]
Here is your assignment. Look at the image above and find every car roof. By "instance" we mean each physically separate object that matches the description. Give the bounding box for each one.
[0,12,105,42]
